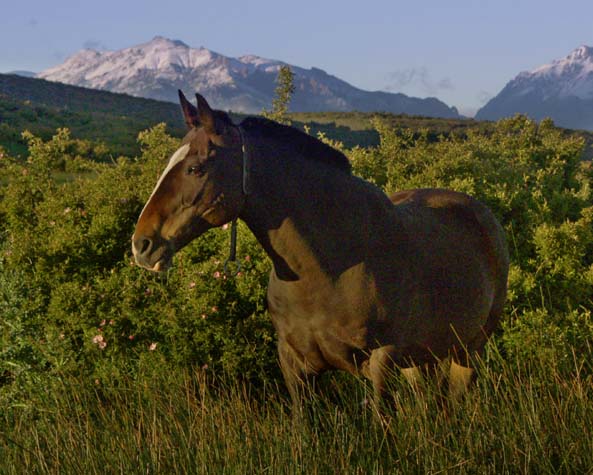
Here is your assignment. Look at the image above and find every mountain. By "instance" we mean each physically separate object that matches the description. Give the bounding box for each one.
[37,36,461,118]
[0,72,187,156]
[7,70,36,78]
[476,45,593,130]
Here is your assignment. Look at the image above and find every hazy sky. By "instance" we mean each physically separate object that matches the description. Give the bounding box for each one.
[1,0,592,116]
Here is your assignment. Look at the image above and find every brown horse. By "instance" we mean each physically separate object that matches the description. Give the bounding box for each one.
[132,91,509,408]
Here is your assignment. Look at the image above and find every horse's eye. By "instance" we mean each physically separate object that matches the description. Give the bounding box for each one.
[187,165,205,176]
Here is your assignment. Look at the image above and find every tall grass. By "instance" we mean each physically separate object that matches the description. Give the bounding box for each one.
[1,347,592,474]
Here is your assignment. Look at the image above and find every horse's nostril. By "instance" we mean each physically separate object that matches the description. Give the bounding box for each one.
[139,238,152,255]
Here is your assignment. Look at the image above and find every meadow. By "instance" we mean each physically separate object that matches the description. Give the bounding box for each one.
[1,113,592,473]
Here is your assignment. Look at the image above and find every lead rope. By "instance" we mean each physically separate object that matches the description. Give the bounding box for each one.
[224,126,250,276]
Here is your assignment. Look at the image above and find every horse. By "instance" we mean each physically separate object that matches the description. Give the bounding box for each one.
[132,91,509,411]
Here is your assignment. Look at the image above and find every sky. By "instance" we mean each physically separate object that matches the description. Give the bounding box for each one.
[1,0,593,117]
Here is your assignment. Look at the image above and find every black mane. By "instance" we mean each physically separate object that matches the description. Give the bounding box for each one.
[240,117,352,174]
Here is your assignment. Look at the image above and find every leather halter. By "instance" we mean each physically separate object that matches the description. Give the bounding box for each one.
[224,125,251,275]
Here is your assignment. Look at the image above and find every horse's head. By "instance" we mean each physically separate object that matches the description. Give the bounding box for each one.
[132,91,245,272]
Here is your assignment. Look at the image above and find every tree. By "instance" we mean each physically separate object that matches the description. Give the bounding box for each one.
[262,65,295,125]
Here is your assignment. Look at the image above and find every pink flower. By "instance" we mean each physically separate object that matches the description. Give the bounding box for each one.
[149,342,157,351]
[100,319,106,327]
[211,306,218,313]
[237,271,244,278]
[222,223,230,231]
[92,334,107,350]
[109,319,115,325]
[244,255,251,262]
[189,281,196,289]
[202,364,209,370]
[213,271,221,279]
[128,334,135,340]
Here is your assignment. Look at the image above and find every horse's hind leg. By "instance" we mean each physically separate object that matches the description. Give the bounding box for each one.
[448,358,476,400]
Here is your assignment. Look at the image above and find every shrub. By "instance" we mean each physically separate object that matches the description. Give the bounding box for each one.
[0,125,277,404]
[1,115,592,405]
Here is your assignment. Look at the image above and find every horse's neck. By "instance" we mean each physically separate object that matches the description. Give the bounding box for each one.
[240,149,373,281]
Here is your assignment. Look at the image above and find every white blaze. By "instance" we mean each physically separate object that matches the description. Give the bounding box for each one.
[138,143,191,219]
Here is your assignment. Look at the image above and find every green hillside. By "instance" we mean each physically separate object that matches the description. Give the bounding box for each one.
[2,73,592,160]
[0,73,188,157]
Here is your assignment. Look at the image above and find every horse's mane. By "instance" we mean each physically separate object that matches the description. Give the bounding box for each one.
[239,117,352,174]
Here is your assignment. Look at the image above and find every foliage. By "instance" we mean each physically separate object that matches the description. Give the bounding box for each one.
[345,115,593,369]
[0,125,278,406]
[1,114,592,409]
[262,65,296,125]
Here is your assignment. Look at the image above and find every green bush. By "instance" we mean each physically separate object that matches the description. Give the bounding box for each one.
[0,125,278,404]
[1,116,592,405]
[346,115,593,362]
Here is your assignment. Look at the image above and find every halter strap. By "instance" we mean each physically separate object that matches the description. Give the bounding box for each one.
[237,125,252,196]
[224,125,251,276]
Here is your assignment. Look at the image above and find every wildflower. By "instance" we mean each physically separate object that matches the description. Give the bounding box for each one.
[237,271,244,278]
[149,342,157,351]
[201,314,207,319]
[211,306,218,313]
[92,334,107,350]
[244,255,251,262]
[128,334,135,340]
[189,281,196,289]
[100,319,106,327]
[213,271,221,279]
[222,223,230,231]
[59,333,65,340]
[144,288,152,296]
[202,364,209,370]
[95,379,100,385]
[63,207,72,214]
[109,319,115,325]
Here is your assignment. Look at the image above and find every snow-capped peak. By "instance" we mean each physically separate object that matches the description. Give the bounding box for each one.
[36,36,461,117]
[523,44,593,99]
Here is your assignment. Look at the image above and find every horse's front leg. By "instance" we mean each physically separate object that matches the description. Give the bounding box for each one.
[277,338,323,419]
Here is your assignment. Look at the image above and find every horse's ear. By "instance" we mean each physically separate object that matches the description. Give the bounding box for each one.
[178,90,199,128]
[195,93,217,136]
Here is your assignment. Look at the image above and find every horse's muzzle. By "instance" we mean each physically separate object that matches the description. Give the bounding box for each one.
[131,234,172,273]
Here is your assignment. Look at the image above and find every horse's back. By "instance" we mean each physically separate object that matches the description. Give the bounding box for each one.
[389,188,508,286]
